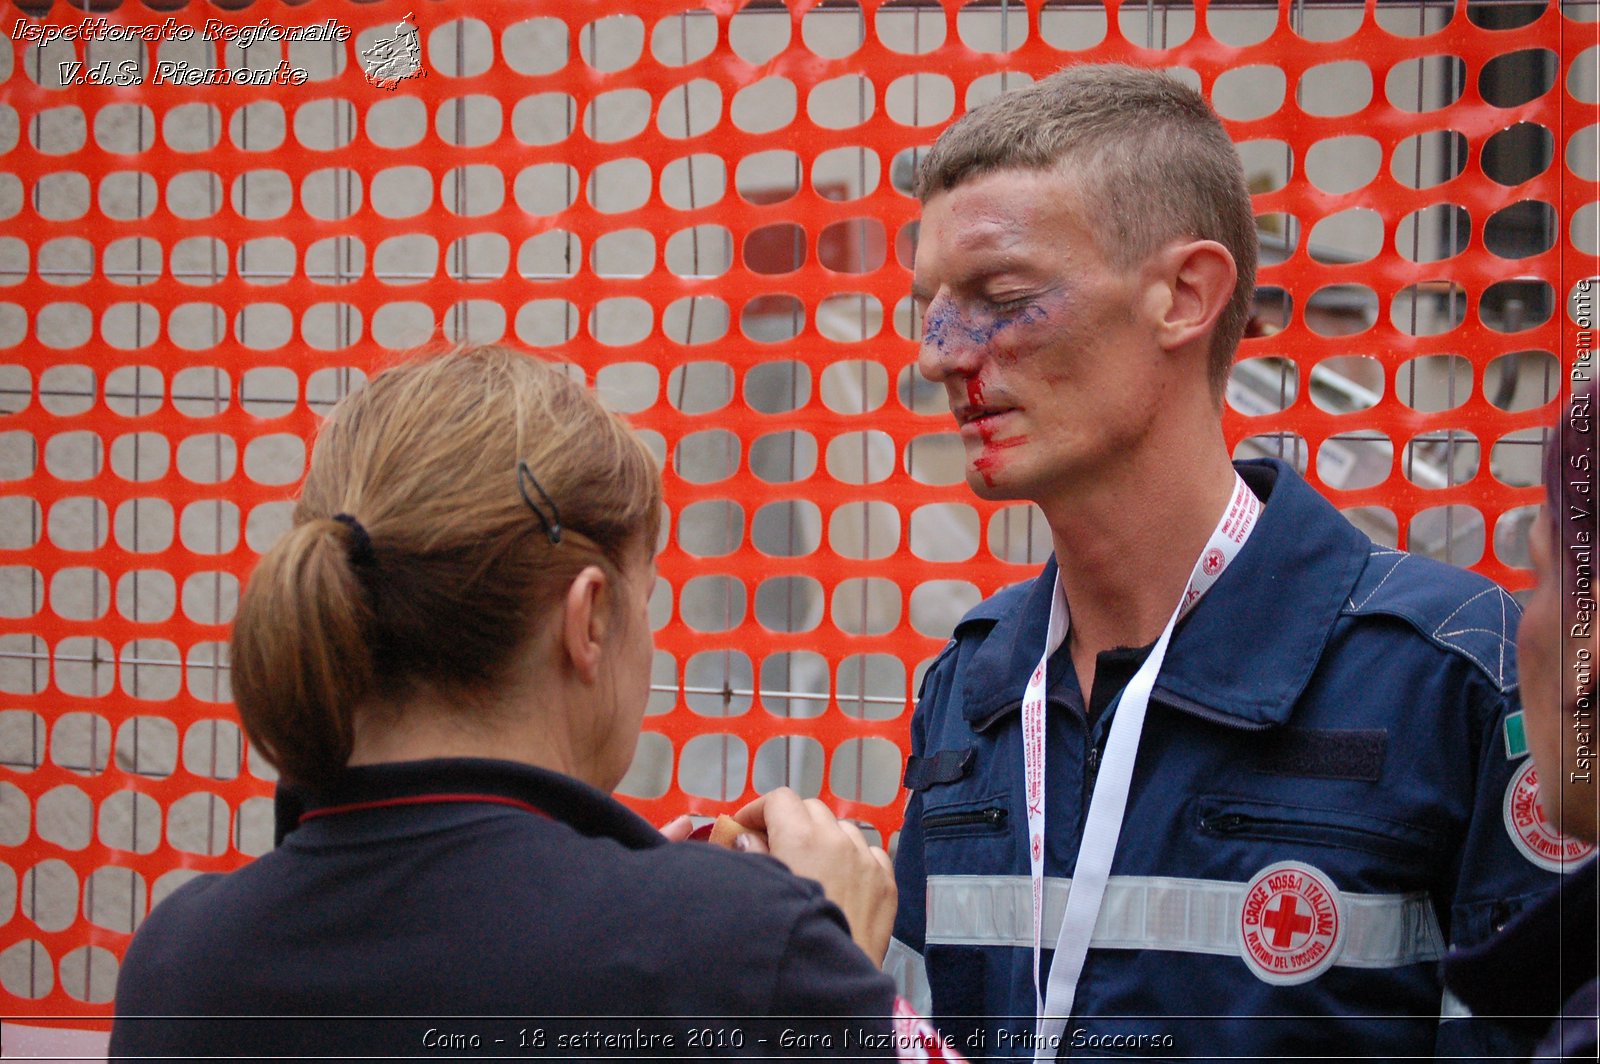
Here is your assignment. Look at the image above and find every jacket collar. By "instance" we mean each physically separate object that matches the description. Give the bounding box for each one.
[959,458,1370,730]
[273,757,667,850]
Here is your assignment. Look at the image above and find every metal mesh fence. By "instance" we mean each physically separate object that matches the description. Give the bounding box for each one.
[0,0,1593,1022]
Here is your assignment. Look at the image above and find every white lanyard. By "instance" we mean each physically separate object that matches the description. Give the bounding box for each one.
[1024,474,1261,1058]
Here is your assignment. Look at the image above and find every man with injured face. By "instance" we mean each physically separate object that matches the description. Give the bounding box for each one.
[888,63,1577,1062]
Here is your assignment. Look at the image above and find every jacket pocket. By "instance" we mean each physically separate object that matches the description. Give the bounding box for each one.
[1196,794,1438,865]
[921,796,1009,841]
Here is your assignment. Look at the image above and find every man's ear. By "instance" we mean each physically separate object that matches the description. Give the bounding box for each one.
[561,566,611,685]
[1146,239,1237,354]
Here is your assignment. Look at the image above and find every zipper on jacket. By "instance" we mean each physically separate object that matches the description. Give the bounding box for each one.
[922,807,1008,831]
[1200,810,1410,849]
[1202,813,1249,832]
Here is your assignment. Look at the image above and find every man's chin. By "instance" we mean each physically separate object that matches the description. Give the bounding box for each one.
[965,466,1020,500]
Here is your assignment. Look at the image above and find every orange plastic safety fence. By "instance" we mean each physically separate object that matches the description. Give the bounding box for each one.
[0,0,1593,1023]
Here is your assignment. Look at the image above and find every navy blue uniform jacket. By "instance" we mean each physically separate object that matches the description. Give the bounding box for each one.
[890,459,1570,1061]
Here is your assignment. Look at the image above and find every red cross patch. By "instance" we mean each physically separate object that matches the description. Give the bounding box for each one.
[1503,759,1597,872]
[1238,861,1344,985]
[1201,547,1225,576]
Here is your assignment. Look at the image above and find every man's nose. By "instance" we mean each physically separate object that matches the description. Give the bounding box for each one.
[916,300,982,383]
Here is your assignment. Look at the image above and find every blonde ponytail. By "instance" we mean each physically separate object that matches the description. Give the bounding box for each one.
[233,517,375,786]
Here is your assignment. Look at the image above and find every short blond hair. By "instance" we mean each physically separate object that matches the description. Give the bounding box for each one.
[918,64,1257,396]
[231,345,662,786]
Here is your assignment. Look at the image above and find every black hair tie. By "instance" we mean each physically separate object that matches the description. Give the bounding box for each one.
[331,513,376,567]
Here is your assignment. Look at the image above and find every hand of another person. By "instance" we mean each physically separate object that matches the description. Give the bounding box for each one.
[731,787,896,965]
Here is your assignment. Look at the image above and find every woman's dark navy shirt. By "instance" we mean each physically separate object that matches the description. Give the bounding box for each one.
[110,758,896,1060]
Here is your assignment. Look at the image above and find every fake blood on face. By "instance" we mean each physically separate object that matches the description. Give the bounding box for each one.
[972,432,1028,485]
[966,377,1027,486]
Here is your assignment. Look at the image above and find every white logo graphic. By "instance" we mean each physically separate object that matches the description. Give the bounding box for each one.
[361,13,424,90]
[1238,861,1344,985]
[1503,759,1597,872]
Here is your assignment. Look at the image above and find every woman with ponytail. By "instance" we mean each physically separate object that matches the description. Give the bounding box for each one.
[109,346,908,1059]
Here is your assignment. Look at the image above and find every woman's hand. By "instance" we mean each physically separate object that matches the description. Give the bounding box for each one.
[658,814,695,842]
[731,787,896,965]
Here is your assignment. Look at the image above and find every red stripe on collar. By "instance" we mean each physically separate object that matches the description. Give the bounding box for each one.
[297,792,552,825]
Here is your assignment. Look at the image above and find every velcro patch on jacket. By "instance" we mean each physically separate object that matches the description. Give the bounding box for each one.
[903,749,974,791]
[1251,728,1386,781]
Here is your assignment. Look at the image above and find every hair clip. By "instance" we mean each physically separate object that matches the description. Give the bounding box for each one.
[516,461,563,544]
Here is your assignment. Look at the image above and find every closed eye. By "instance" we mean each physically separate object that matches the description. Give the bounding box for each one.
[989,296,1037,314]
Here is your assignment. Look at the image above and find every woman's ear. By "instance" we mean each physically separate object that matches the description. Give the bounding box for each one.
[561,565,611,685]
